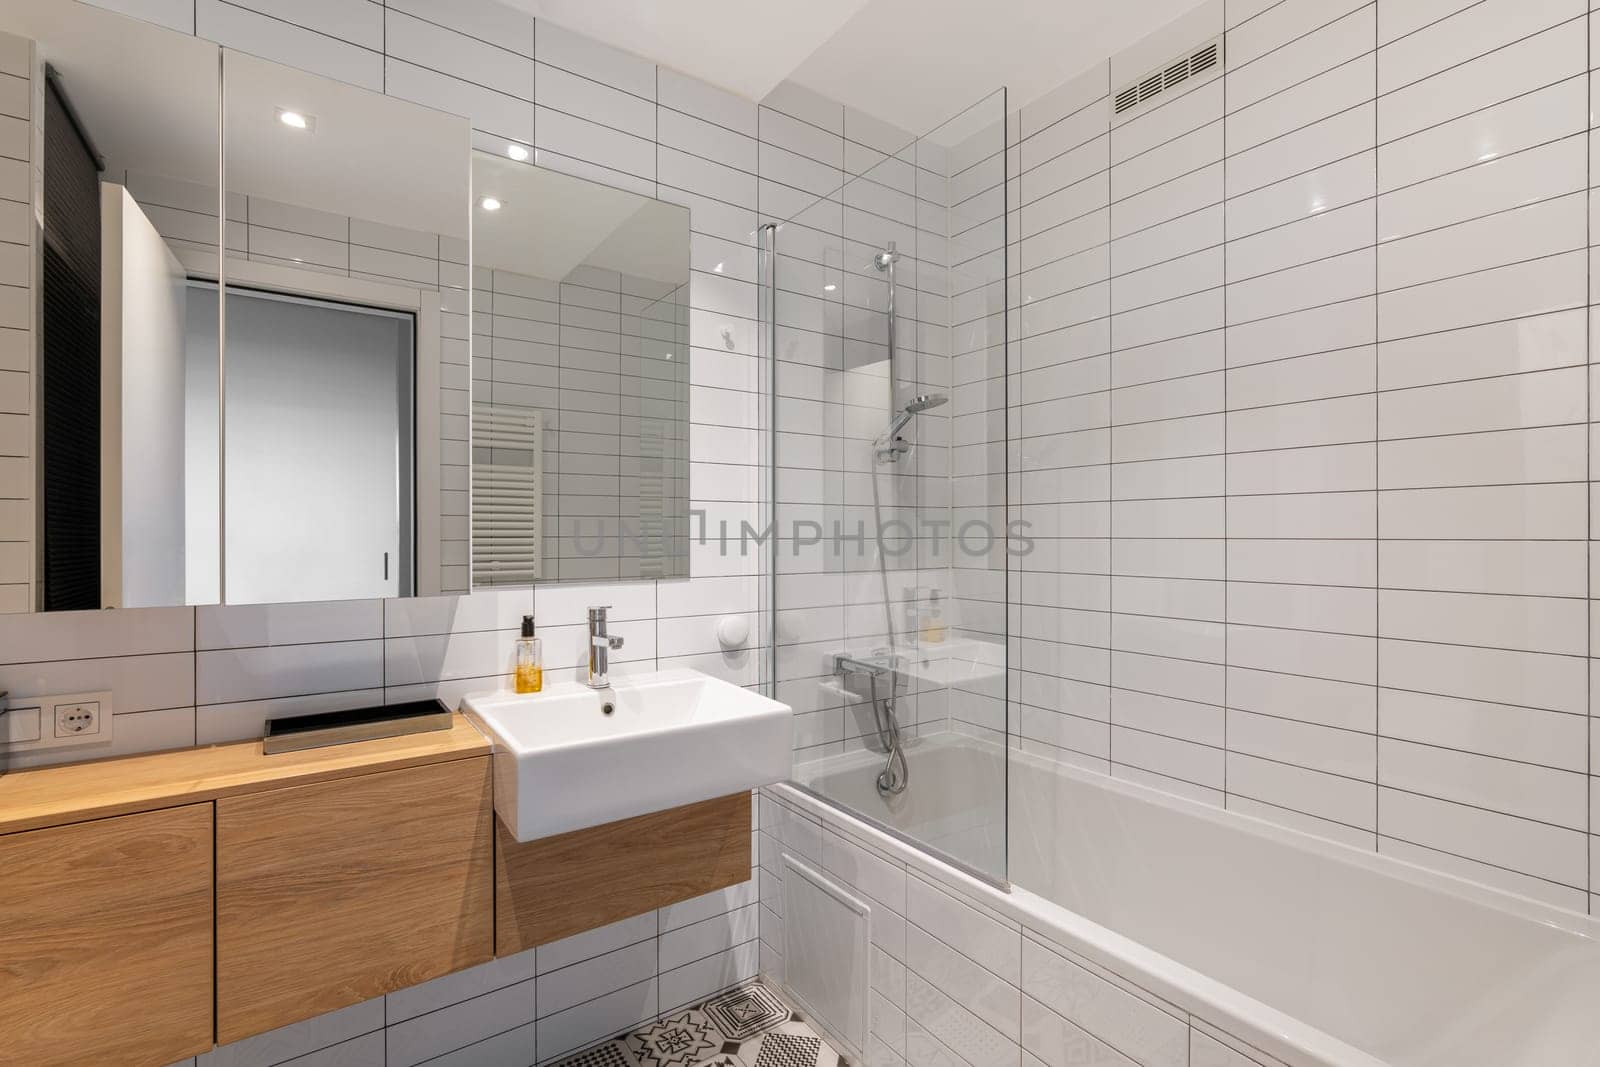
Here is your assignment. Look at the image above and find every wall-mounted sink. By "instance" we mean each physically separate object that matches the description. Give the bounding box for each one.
[462,668,793,841]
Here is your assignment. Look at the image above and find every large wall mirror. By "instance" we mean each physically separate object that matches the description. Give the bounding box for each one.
[3,1,693,612]
[471,155,690,584]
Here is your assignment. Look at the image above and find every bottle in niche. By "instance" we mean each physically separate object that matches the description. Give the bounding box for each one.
[921,590,946,644]
[514,614,543,693]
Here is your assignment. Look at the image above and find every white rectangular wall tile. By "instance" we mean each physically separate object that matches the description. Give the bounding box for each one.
[1009,0,1600,916]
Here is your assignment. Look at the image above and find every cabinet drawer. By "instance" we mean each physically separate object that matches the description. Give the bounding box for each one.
[0,803,213,1067]
[497,791,751,955]
[216,756,493,1043]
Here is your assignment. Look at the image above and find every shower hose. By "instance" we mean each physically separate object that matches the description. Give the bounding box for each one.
[867,666,909,796]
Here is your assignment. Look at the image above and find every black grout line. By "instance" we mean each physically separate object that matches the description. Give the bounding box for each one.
[1218,31,1232,805]
[1586,0,1593,919]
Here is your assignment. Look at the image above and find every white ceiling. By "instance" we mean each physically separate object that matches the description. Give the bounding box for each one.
[504,0,1205,137]
[504,0,872,103]
[789,0,1210,135]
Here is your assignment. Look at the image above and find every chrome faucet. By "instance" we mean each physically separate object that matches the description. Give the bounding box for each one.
[586,606,624,688]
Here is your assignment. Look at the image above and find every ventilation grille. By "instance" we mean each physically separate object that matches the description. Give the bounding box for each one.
[1114,38,1222,116]
[471,404,543,586]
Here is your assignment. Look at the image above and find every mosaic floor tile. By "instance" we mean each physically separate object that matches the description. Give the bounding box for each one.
[552,1041,636,1067]
[751,1032,823,1067]
[743,1021,842,1067]
[626,1010,721,1066]
[556,982,845,1067]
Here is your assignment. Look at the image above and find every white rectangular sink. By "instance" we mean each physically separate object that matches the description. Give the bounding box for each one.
[462,668,794,841]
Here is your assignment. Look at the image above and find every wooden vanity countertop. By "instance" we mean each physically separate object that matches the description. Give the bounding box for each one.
[0,713,491,836]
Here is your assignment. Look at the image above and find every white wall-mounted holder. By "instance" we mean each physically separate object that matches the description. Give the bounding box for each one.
[716,614,751,650]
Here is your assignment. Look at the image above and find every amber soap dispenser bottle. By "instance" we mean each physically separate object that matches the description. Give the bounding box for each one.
[514,614,543,693]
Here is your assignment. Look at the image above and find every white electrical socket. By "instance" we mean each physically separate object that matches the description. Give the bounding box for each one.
[0,690,113,752]
[54,702,100,737]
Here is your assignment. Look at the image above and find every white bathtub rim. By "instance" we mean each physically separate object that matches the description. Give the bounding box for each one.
[772,735,1600,1067]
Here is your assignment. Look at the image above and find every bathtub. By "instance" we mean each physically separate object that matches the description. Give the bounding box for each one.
[794,733,1008,879]
[778,732,1600,1066]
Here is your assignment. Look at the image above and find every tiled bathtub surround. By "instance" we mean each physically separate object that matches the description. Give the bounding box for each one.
[756,783,1300,1067]
[1008,0,1600,915]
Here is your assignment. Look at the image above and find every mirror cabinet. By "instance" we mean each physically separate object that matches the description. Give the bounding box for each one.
[1,0,693,614]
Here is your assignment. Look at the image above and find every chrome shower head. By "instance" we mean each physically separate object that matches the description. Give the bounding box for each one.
[873,242,900,271]
[878,393,949,454]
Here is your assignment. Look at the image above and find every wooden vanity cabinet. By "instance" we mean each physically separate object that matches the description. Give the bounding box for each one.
[214,755,495,1044]
[0,804,214,1066]
[496,791,752,954]
[0,721,755,1060]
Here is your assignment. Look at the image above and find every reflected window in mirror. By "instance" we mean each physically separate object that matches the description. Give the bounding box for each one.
[470,154,691,585]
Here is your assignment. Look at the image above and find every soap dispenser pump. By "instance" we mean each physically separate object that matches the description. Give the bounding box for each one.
[514,615,543,693]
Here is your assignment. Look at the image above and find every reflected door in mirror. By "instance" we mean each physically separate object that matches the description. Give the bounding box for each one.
[222,50,469,603]
[222,290,414,604]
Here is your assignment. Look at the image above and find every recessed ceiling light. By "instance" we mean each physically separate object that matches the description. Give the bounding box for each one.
[479,196,503,211]
[276,108,312,130]
[507,144,530,161]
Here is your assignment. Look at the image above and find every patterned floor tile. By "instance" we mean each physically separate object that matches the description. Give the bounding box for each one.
[626,1010,722,1066]
[702,984,791,1040]
[559,982,844,1067]
[688,1056,748,1067]
[551,1040,638,1067]
[751,1032,822,1067]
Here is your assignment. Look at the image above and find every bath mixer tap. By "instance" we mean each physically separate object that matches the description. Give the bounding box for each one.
[587,606,624,688]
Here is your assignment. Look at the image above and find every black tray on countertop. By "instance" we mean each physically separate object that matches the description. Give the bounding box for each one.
[263,699,452,754]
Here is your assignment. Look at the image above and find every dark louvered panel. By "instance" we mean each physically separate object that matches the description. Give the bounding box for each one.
[40,79,101,611]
